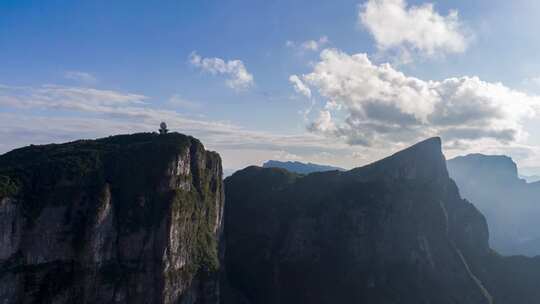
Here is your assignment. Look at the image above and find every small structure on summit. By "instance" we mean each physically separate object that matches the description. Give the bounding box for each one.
[159,122,169,134]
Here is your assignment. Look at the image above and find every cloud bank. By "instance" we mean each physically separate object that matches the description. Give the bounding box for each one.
[0,83,357,171]
[295,49,539,147]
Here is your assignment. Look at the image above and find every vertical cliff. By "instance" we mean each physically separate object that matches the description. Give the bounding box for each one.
[222,138,494,304]
[0,133,224,304]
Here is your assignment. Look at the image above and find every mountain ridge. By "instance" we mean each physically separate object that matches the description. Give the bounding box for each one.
[222,136,497,304]
[3,133,540,303]
[262,160,345,174]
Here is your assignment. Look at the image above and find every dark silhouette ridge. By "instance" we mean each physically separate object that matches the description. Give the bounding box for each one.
[222,137,540,304]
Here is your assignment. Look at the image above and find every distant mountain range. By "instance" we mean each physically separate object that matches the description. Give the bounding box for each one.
[448,154,540,256]
[262,160,345,174]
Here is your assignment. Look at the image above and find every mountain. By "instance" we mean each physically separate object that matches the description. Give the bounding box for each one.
[223,138,492,303]
[448,154,540,256]
[5,133,540,303]
[262,160,344,174]
[0,133,224,304]
[222,138,540,304]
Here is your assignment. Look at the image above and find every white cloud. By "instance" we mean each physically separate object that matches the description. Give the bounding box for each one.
[0,83,360,172]
[64,71,97,84]
[359,0,469,57]
[289,75,312,98]
[294,49,539,147]
[272,150,303,161]
[189,52,254,90]
[0,84,146,111]
[301,36,329,51]
[308,110,336,133]
[286,36,330,52]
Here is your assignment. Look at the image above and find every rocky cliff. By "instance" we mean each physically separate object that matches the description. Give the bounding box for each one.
[222,138,494,303]
[0,133,224,304]
[222,137,540,304]
[4,133,540,304]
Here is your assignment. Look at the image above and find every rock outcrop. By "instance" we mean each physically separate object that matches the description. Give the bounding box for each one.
[223,137,540,304]
[0,133,224,304]
[222,138,495,304]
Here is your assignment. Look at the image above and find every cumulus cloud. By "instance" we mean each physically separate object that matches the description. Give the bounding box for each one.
[359,0,469,58]
[308,110,336,133]
[289,75,312,98]
[294,49,539,147]
[189,52,254,90]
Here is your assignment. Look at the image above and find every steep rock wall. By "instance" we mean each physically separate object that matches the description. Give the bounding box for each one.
[222,138,493,304]
[0,133,224,304]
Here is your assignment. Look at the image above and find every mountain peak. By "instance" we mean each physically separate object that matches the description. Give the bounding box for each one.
[448,153,519,183]
[350,137,448,182]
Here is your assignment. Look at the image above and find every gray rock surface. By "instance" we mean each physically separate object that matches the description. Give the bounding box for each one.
[0,133,224,304]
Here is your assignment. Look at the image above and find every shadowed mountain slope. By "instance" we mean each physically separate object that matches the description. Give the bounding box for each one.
[223,138,496,303]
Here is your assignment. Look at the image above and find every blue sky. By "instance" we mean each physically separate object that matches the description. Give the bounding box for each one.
[2,0,540,174]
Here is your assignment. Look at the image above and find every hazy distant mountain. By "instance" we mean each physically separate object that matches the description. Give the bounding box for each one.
[448,154,540,256]
[262,160,345,174]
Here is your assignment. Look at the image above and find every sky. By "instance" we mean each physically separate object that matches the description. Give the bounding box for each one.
[2,0,540,175]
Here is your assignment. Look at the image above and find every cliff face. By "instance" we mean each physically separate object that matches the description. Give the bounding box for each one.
[4,133,540,303]
[448,154,540,256]
[0,133,224,304]
[222,138,494,304]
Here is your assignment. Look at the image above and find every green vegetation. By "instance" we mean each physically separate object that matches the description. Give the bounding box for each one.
[0,131,221,276]
[0,132,192,222]
[0,175,18,198]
